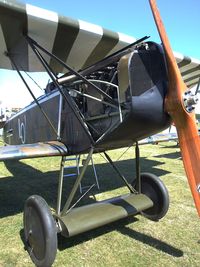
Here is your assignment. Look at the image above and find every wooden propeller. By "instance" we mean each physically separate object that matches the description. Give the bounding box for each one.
[149,0,200,216]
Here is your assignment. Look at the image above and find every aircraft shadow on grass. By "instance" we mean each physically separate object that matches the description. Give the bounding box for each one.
[154,151,181,160]
[19,215,183,258]
[0,156,170,218]
[53,215,183,257]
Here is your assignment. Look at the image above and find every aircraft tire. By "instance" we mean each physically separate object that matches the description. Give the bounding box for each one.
[132,172,169,221]
[23,195,57,267]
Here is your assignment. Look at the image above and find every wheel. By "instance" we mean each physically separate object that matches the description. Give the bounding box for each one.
[23,195,57,267]
[132,173,169,221]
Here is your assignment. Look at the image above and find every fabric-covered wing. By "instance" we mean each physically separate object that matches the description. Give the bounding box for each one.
[0,0,199,87]
[174,52,200,89]
[0,141,68,161]
[0,0,135,73]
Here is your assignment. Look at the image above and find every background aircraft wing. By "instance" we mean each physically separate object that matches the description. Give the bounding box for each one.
[0,141,68,161]
[0,0,199,88]
[139,132,178,145]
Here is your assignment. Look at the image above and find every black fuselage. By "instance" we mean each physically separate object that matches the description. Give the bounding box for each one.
[3,42,171,154]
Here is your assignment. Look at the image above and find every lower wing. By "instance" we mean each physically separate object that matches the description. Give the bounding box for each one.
[0,141,68,161]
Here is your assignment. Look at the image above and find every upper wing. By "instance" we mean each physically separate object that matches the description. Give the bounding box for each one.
[0,141,68,161]
[175,52,200,89]
[0,0,135,73]
[0,1,199,87]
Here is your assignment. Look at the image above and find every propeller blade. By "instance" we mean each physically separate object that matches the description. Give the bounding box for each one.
[149,0,200,216]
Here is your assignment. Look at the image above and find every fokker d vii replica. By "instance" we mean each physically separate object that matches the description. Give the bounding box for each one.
[0,0,200,266]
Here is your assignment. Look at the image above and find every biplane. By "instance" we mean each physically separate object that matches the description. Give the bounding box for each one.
[0,0,200,266]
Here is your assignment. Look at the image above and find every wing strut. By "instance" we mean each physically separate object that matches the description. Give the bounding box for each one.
[58,36,150,85]
[8,54,59,138]
[25,35,118,108]
[11,35,95,145]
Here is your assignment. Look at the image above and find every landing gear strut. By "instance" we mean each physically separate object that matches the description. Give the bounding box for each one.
[133,142,169,221]
[23,148,169,267]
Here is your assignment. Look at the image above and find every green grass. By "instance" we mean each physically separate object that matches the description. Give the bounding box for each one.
[0,142,200,266]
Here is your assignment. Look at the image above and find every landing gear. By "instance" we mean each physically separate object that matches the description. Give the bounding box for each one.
[23,195,57,267]
[22,156,169,267]
[132,173,169,221]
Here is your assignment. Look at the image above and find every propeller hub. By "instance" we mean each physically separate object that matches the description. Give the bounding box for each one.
[183,90,199,113]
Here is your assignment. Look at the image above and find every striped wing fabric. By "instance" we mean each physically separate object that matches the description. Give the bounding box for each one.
[0,0,199,88]
[174,52,200,88]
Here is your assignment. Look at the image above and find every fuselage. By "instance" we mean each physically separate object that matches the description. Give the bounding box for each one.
[3,42,171,154]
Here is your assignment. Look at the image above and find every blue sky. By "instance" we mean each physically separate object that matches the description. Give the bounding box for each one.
[0,0,200,108]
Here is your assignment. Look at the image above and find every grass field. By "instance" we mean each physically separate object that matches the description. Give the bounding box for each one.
[0,142,199,267]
